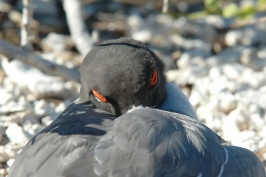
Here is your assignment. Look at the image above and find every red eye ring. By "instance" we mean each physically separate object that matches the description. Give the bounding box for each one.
[92,89,108,103]
[150,69,158,86]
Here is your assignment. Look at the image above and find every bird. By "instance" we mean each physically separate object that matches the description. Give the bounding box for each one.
[91,107,266,177]
[8,37,196,177]
[8,37,265,177]
[9,105,265,177]
[78,37,198,118]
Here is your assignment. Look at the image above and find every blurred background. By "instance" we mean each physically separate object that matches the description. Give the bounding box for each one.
[0,0,266,176]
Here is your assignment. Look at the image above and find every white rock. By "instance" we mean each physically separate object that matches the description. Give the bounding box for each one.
[0,168,7,176]
[226,80,238,93]
[241,48,266,71]
[0,88,13,105]
[235,82,251,92]
[173,17,216,43]
[208,76,228,95]
[259,128,266,149]
[230,130,256,149]
[27,124,43,137]
[237,89,266,110]
[250,114,265,130]
[34,100,56,118]
[132,30,152,42]
[4,147,16,159]
[127,15,154,42]
[0,146,8,162]
[2,77,15,93]
[5,123,30,145]
[209,66,221,80]
[201,112,225,131]
[218,93,237,113]
[225,22,266,47]
[206,47,243,66]
[189,89,202,108]
[260,85,266,92]
[204,15,234,29]
[173,68,192,86]
[41,116,55,126]
[222,64,242,80]
[240,67,266,88]
[223,107,247,125]
[225,30,242,46]
[22,120,44,139]
[177,53,193,69]
[0,114,24,127]
[257,48,266,58]
[23,113,39,125]
[6,159,14,167]
[55,100,71,114]
[248,104,262,115]
[222,117,240,141]
[197,97,220,116]
[193,77,211,98]
[42,33,70,52]
[187,66,209,84]
[249,72,266,88]
[22,120,33,133]
[0,101,26,115]
[34,100,48,117]
[127,14,144,31]
[166,70,180,83]
[177,52,207,69]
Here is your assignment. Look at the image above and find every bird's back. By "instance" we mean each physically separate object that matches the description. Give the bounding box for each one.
[8,101,115,177]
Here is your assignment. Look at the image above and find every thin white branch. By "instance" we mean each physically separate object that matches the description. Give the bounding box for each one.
[162,0,169,13]
[21,0,33,50]
[0,39,80,82]
[62,0,93,56]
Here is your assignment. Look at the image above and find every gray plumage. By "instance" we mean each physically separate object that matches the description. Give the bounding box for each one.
[8,101,114,177]
[8,103,266,177]
[93,108,265,177]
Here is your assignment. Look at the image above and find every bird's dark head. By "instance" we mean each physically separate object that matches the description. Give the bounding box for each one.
[79,37,166,116]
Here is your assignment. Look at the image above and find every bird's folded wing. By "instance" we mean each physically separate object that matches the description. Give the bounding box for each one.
[222,146,266,177]
[94,108,227,177]
[8,102,114,177]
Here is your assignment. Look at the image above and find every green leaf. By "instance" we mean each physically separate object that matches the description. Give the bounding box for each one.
[258,0,266,11]
[222,3,239,18]
[204,0,220,13]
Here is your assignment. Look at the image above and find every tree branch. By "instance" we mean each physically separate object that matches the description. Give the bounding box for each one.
[62,0,93,56]
[0,39,80,82]
[230,16,266,29]
[1,57,78,99]
[162,0,169,13]
[21,0,33,50]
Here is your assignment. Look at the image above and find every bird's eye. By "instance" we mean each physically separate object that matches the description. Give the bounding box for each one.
[92,89,108,103]
[150,69,158,86]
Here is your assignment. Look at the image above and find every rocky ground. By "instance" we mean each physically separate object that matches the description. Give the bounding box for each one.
[0,0,266,176]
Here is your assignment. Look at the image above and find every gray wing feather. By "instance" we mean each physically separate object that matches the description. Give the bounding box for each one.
[94,108,226,177]
[222,146,266,177]
[8,102,115,177]
[10,134,91,177]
